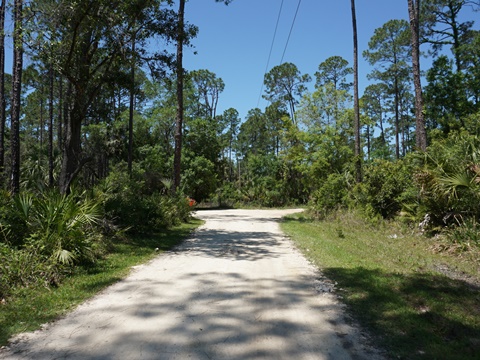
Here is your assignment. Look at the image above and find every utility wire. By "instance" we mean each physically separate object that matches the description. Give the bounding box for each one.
[257,0,285,108]
[280,0,302,64]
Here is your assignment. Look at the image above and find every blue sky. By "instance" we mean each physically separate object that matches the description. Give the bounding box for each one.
[180,0,478,121]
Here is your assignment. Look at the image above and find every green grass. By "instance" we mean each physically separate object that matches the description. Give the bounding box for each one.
[281,211,480,360]
[0,220,201,346]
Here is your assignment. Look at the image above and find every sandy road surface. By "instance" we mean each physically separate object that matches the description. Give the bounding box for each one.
[1,209,384,360]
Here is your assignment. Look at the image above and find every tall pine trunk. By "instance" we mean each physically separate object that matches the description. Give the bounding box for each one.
[351,0,362,183]
[57,75,63,151]
[394,77,400,159]
[128,28,136,176]
[0,0,5,174]
[173,0,185,192]
[59,99,83,194]
[48,63,54,187]
[408,0,427,151]
[10,0,23,194]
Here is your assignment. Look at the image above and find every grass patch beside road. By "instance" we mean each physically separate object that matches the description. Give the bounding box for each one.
[0,220,201,346]
[281,211,480,360]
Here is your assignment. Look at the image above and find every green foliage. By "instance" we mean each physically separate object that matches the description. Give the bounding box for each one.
[182,155,218,203]
[300,126,354,192]
[414,131,480,228]
[13,190,105,265]
[444,218,480,252]
[235,153,291,207]
[214,182,243,208]
[0,244,63,299]
[0,189,107,299]
[101,163,191,233]
[309,172,350,217]
[315,55,353,91]
[263,62,311,121]
[424,56,472,132]
[353,159,414,219]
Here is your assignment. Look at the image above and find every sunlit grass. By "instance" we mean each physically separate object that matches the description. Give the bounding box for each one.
[0,220,201,346]
[282,211,480,360]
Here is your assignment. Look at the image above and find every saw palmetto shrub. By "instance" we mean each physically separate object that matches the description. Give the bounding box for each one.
[414,131,480,231]
[0,189,104,298]
[14,190,106,266]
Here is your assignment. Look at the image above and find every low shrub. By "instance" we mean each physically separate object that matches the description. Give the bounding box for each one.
[444,217,480,251]
[0,188,107,299]
[0,244,66,299]
[13,190,106,265]
[352,158,415,219]
[100,163,192,233]
[309,172,350,218]
[413,131,480,229]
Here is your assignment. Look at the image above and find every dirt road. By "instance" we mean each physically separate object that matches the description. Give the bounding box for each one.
[1,209,384,360]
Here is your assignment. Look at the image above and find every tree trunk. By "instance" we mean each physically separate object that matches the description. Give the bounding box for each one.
[351,0,362,183]
[366,124,371,160]
[408,0,427,151]
[48,63,54,187]
[59,100,83,194]
[40,87,44,150]
[394,77,400,159]
[10,0,23,194]
[0,0,5,174]
[57,75,63,151]
[173,0,185,192]
[128,31,136,176]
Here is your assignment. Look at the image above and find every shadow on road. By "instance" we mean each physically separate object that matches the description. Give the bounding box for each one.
[176,228,286,261]
[11,270,366,360]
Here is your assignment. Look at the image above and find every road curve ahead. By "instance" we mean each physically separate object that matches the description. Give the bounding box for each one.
[1,209,384,360]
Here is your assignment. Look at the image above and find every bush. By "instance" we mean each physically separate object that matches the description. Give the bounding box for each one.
[100,163,192,233]
[353,159,414,219]
[0,188,107,298]
[14,190,106,265]
[445,218,480,251]
[414,132,480,228]
[214,182,243,208]
[181,155,218,203]
[309,172,350,218]
[0,244,65,299]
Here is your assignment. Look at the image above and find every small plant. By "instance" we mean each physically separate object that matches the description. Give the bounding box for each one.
[445,217,480,251]
[336,228,345,238]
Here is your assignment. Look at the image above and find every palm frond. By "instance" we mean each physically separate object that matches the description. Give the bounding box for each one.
[14,193,34,222]
[53,249,76,265]
[438,172,477,199]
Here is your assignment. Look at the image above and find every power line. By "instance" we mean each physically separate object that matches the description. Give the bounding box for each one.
[256,0,285,108]
[280,0,302,65]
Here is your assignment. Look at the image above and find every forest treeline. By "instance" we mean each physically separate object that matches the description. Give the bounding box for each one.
[1,0,480,298]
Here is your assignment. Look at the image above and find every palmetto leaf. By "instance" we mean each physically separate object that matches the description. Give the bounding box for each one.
[14,193,34,222]
[53,249,76,265]
[438,172,477,199]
